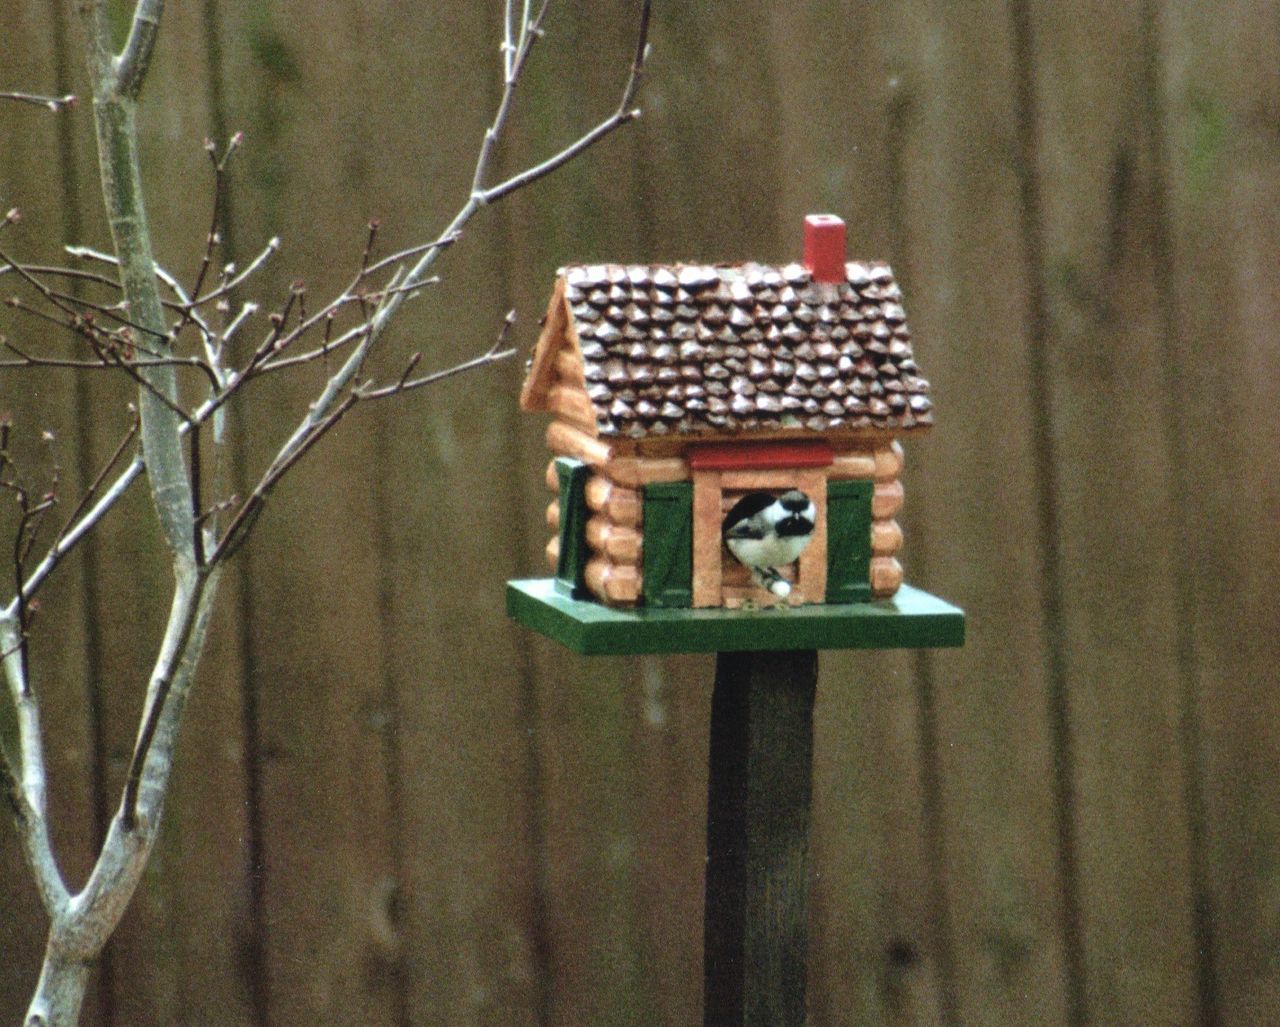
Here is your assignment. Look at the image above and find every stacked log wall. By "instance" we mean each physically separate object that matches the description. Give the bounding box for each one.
[545,424,906,606]
[582,475,642,604]
[829,440,906,598]
[542,422,648,606]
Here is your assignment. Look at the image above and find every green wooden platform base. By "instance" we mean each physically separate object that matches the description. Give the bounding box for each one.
[506,578,965,655]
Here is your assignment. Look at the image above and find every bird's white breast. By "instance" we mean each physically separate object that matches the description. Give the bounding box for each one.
[726,533,810,569]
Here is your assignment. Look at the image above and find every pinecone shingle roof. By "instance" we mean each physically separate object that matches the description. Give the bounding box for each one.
[561,260,932,439]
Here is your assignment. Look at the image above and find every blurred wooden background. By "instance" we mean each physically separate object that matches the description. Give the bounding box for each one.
[2,1,1278,1023]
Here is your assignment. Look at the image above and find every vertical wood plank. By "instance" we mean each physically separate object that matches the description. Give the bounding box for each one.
[767,4,952,1023]
[375,10,545,1026]
[333,3,554,1023]
[626,650,712,1026]
[883,0,1075,1023]
[504,3,800,1022]
[0,9,101,1020]
[208,2,409,1022]
[5,4,1277,1025]
[0,6,117,1025]
[90,4,262,1022]
[1155,3,1280,1023]
[1023,1,1201,1020]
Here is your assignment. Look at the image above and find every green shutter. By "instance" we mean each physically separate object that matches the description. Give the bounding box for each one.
[642,481,693,608]
[826,479,873,604]
[555,457,590,599]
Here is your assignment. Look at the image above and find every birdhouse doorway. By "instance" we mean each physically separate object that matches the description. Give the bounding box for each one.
[688,442,833,608]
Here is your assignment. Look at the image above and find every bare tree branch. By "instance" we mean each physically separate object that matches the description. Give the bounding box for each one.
[120,563,211,829]
[115,0,166,99]
[0,428,71,920]
[0,91,77,113]
[2,455,143,619]
[53,414,140,552]
[481,0,650,203]
[265,0,652,487]
[4,3,656,1018]
[355,310,518,402]
[1,606,70,917]
[81,0,193,560]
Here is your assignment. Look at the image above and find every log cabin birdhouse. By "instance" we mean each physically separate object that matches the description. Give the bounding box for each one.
[519,214,934,611]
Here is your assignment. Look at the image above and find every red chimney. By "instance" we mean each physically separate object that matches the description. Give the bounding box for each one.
[803,213,846,284]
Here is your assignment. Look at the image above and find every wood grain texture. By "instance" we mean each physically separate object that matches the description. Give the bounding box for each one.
[869,557,904,598]
[871,520,904,558]
[521,276,570,411]
[882,1,1092,1022]
[546,385,599,435]
[586,517,642,564]
[0,6,105,1022]
[584,476,641,528]
[1,2,1277,1025]
[704,650,817,1027]
[873,442,905,484]
[691,471,724,608]
[547,420,613,467]
[584,557,641,605]
[553,348,586,388]
[1027,1,1201,1021]
[604,456,689,488]
[828,449,878,481]
[873,481,905,520]
[1155,4,1280,1022]
[209,4,409,1022]
[768,4,952,1022]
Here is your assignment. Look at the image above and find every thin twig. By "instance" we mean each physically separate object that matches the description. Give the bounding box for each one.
[0,263,123,293]
[3,455,143,616]
[84,334,194,425]
[176,133,240,341]
[190,425,204,567]
[360,218,380,274]
[275,0,650,469]
[54,413,140,550]
[359,231,458,280]
[356,311,518,401]
[1,457,58,697]
[192,237,280,305]
[0,91,77,112]
[0,340,221,392]
[68,236,281,310]
[209,393,359,565]
[480,0,650,204]
[0,241,102,325]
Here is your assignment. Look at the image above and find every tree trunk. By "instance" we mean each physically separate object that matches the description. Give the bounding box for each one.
[24,932,93,1027]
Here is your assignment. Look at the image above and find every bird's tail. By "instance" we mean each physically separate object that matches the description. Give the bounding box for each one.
[752,566,791,598]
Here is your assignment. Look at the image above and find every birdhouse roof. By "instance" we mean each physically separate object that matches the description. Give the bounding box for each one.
[521,260,933,441]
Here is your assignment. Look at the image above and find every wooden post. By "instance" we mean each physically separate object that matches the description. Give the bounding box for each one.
[703,649,818,1026]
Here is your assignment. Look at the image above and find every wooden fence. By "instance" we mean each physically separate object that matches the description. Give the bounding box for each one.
[2,1,1277,1023]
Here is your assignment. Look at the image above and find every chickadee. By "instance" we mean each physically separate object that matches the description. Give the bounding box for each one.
[722,489,817,598]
